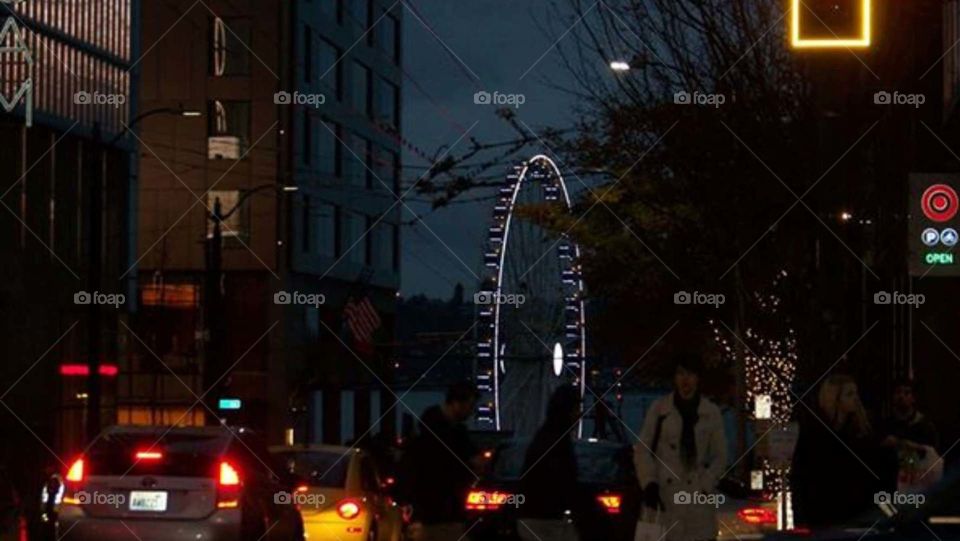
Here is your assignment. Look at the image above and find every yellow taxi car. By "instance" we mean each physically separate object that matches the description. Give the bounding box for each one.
[270,445,405,541]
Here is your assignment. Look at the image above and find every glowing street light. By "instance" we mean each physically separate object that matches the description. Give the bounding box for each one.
[790,0,871,49]
[609,60,631,72]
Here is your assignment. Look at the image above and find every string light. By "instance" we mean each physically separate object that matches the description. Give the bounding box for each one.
[712,269,796,496]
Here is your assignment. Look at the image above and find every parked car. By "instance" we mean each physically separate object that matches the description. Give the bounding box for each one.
[270,444,405,541]
[57,425,303,541]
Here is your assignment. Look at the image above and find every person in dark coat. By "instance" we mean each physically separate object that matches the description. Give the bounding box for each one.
[881,379,938,449]
[397,381,480,541]
[519,386,583,541]
[792,374,890,528]
[880,379,941,490]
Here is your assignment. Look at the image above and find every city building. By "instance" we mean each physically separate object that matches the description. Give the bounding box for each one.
[133,0,402,444]
[0,0,139,456]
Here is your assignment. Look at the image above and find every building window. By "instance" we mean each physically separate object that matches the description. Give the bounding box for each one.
[302,196,311,252]
[375,77,399,129]
[303,110,312,165]
[350,134,371,188]
[343,212,364,264]
[318,120,342,178]
[207,190,247,238]
[348,0,370,32]
[304,25,313,82]
[373,146,399,194]
[352,62,372,117]
[365,216,374,265]
[371,219,393,269]
[318,38,343,100]
[208,100,251,160]
[376,12,400,63]
[392,223,400,271]
[315,202,337,257]
[334,206,343,256]
[210,17,251,76]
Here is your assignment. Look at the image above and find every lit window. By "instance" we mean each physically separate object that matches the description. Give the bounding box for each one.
[210,17,251,76]
[206,190,247,239]
[207,100,251,160]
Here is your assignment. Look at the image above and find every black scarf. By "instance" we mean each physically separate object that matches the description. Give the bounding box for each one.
[674,392,701,470]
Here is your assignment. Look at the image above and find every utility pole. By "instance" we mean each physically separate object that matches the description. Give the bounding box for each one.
[204,197,225,419]
[86,128,103,442]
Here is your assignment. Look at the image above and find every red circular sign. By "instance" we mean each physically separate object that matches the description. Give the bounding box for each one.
[922,184,959,222]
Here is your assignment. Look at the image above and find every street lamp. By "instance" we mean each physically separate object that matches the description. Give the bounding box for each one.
[109,104,202,145]
[85,104,202,441]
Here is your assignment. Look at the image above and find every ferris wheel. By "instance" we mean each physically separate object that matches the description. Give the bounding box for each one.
[475,155,587,436]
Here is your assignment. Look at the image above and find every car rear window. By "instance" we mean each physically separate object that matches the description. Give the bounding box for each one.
[273,451,350,488]
[88,431,232,477]
[492,440,632,484]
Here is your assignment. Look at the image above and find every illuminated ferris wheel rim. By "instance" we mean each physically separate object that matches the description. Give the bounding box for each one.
[483,154,588,432]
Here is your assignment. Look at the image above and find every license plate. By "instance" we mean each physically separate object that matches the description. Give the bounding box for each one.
[129,491,168,512]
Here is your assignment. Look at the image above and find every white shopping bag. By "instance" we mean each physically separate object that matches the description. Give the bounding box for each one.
[898,444,943,493]
[634,508,665,541]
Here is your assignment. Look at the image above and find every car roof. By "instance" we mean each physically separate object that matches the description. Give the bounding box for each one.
[101,425,236,438]
[268,444,358,455]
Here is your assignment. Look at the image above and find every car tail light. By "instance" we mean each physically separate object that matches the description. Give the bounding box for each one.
[217,461,241,508]
[597,494,623,514]
[465,490,513,511]
[135,450,163,461]
[337,499,362,520]
[738,507,778,525]
[66,457,85,483]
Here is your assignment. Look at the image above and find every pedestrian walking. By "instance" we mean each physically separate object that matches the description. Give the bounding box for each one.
[519,385,583,541]
[397,381,481,541]
[634,354,728,541]
[791,374,888,528]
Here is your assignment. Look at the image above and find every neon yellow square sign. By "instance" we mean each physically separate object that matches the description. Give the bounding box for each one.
[791,0,871,49]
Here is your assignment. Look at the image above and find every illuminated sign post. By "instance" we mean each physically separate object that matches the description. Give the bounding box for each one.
[790,0,871,49]
[218,398,242,411]
[909,174,960,276]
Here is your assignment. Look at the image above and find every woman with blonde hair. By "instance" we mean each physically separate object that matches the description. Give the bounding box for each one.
[792,374,890,528]
[818,374,872,436]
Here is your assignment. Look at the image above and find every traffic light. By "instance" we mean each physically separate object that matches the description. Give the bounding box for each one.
[791,0,871,49]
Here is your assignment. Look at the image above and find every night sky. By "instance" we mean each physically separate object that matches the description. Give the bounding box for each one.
[400,0,580,298]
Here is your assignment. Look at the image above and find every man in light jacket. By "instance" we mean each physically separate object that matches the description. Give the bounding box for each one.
[635,354,728,541]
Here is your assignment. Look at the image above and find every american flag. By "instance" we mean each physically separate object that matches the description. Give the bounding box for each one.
[344,296,381,351]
